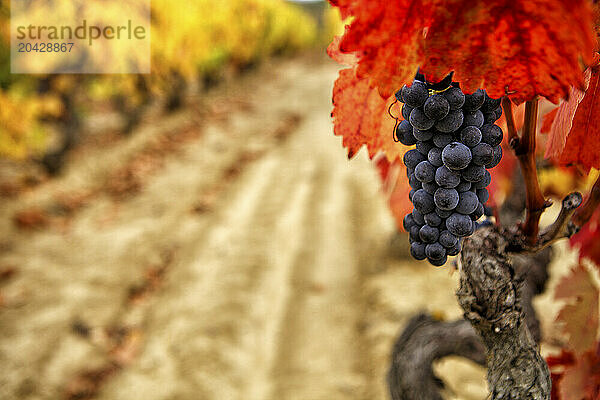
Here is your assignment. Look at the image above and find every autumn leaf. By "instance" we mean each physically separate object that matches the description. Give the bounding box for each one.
[423,0,595,103]
[555,264,599,355]
[333,0,427,98]
[544,80,587,160]
[570,209,600,268]
[548,346,600,400]
[330,0,596,103]
[559,351,600,400]
[326,34,359,66]
[547,65,600,171]
[331,68,409,161]
[541,107,558,134]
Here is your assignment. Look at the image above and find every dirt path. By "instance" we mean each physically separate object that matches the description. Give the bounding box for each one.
[0,55,515,400]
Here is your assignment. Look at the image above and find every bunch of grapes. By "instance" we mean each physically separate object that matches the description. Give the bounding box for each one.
[396,74,503,266]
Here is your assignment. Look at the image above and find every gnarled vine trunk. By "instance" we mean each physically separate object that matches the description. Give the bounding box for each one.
[458,226,551,399]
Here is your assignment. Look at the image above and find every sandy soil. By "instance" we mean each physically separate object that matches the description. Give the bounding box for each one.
[0,56,575,400]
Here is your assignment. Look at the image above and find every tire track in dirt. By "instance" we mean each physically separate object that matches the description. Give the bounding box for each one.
[269,155,383,400]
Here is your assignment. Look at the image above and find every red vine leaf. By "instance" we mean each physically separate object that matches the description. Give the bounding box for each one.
[423,0,595,103]
[570,208,600,268]
[549,346,600,400]
[327,34,359,66]
[333,0,428,98]
[555,264,599,355]
[541,107,558,134]
[331,68,408,161]
[560,351,600,400]
[330,0,595,103]
[544,75,587,159]
[548,65,600,171]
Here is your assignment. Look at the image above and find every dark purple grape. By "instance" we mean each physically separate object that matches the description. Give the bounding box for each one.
[412,209,425,225]
[409,225,421,242]
[435,109,464,133]
[481,124,503,146]
[435,165,460,188]
[409,189,415,201]
[403,149,426,169]
[403,80,429,108]
[415,161,436,183]
[462,110,484,128]
[428,255,448,266]
[416,140,435,156]
[456,190,479,214]
[471,143,494,166]
[460,126,482,147]
[442,142,472,170]
[396,120,417,145]
[447,241,461,256]
[493,106,503,120]
[395,87,405,103]
[413,189,435,214]
[420,225,440,243]
[483,111,497,123]
[463,89,485,112]
[436,208,452,218]
[422,181,438,195]
[424,94,450,120]
[466,220,476,235]
[403,213,415,231]
[410,242,427,260]
[424,212,442,227]
[434,187,459,210]
[432,132,454,148]
[400,85,411,105]
[447,213,473,237]
[401,103,414,120]
[486,145,502,168]
[462,164,486,182]
[410,107,435,131]
[428,147,443,167]
[472,170,491,189]
[413,127,434,141]
[409,173,422,189]
[443,87,465,110]
[471,202,485,220]
[484,106,503,123]
[481,93,501,113]
[456,180,471,192]
[477,188,489,204]
[426,242,446,260]
[439,230,458,248]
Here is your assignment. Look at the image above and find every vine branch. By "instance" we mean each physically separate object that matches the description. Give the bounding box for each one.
[508,175,600,252]
[509,98,551,244]
[572,174,600,227]
[501,97,519,147]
